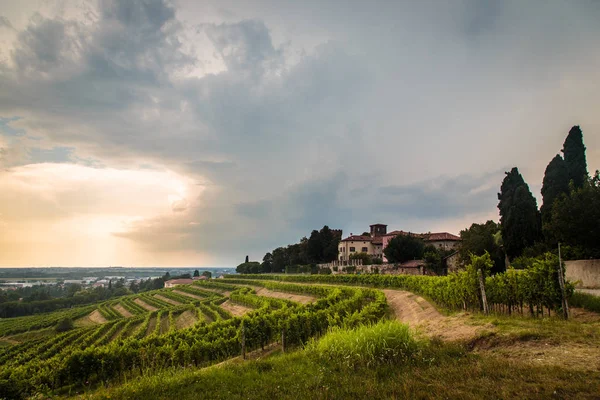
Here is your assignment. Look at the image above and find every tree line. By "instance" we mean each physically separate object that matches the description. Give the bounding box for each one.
[236,226,341,274]
[460,125,598,271]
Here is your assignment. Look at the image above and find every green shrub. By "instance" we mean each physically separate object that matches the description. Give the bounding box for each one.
[306,320,419,368]
[55,317,74,333]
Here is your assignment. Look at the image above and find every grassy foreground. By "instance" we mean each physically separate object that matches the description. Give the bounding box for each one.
[75,318,600,400]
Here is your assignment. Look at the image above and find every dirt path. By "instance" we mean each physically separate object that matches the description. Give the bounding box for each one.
[88,309,108,324]
[220,300,253,317]
[134,298,158,312]
[382,289,490,341]
[253,287,315,304]
[154,294,182,306]
[159,313,170,334]
[195,287,231,297]
[173,290,205,301]
[113,304,133,318]
[175,310,198,329]
[145,315,157,336]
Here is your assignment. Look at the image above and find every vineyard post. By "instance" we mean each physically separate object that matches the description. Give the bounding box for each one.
[241,321,246,360]
[478,269,489,315]
[281,327,286,353]
[557,243,569,320]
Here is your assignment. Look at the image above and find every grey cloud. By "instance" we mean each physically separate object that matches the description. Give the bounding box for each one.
[1,0,599,265]
[204,19,284,76]
[377,171,506,220]
[0,16,14,30]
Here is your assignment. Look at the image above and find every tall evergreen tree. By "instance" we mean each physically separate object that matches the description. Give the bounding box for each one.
[540,154,570,224]
[497,167,542,259]
[562,125,588,188]
[244,255,249,263]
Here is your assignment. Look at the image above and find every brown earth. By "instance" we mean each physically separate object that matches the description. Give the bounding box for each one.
[134,298,158,312]
[175,310,198,329]
[154,294,182,306]
[195,287,231,297]
[145,315,157,336]
[220,300,253,317]
[159,313,170,334]
[113,304,133,318]
[253,287,315,304]
[88,309,108,324]
[173,290,205,301]
[382,289,491,342]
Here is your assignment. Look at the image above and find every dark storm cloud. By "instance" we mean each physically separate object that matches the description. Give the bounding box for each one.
[1,0,599,265]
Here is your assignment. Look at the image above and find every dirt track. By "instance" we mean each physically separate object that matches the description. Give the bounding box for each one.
[253,287,315,304]
[154,294,182,306]
[113,304,133,318]
[382,289,489,341]
[134,298,158,312]
[220,300,253,317]
[173,290,205,300]
[88,309,108,324]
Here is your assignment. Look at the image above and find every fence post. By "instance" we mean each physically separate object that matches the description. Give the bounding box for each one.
[281,327,286,353]
[241,321,246,360]
[478,269,489,315]
[557,243,570,320]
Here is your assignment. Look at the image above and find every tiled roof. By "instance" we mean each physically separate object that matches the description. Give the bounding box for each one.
[427,232,461,241]
[340,235,372,242]
[383,230,461,241]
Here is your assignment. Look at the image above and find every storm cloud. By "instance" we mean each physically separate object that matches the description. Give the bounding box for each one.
[0,0,599,266]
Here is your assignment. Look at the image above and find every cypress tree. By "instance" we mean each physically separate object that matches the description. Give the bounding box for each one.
[562,125,588,188]
[540,154,570,224]
[497,167,542,259]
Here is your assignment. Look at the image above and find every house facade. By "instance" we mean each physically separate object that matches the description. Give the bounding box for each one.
[338,223,461,264]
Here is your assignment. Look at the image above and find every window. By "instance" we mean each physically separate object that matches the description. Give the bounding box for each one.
[361,247,368,252]
[349,247,355,252]
[339,248,344,252]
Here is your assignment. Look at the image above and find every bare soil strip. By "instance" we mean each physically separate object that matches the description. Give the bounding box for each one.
[159,313,170,334]
[382,289,490,342]
[88,309,108,324]
[220,300,253,317]
[113,304,133,318]
[145,315,157,336]
[194,287,231,297]
[108,325,126,342]
[154,294,182,306]
[134,298,158,312]
[253,287,315,304]
[173,290,205,301]
[175,310,198,329]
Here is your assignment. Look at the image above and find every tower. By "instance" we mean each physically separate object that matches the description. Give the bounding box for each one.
[369,224,387,237]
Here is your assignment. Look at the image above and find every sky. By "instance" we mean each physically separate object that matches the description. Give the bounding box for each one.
[0,0,599,267]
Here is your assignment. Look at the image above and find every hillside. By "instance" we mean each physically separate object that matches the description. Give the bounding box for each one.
[0,274,599,399]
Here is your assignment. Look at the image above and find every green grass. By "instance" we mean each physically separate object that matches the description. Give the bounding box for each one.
[305,321,421,368]
[570,292,600,313]
[74,318,600,400]
[77,342,599,400]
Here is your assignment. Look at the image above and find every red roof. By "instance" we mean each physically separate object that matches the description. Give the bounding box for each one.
[382,230,460,241]
[340,235,372,242]
[426,232,461,241]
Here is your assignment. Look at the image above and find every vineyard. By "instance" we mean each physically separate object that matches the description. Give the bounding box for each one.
[0,279,387,399]
[0,257,592,399]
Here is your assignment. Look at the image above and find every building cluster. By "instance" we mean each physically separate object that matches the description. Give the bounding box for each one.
[337,223,461,264]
